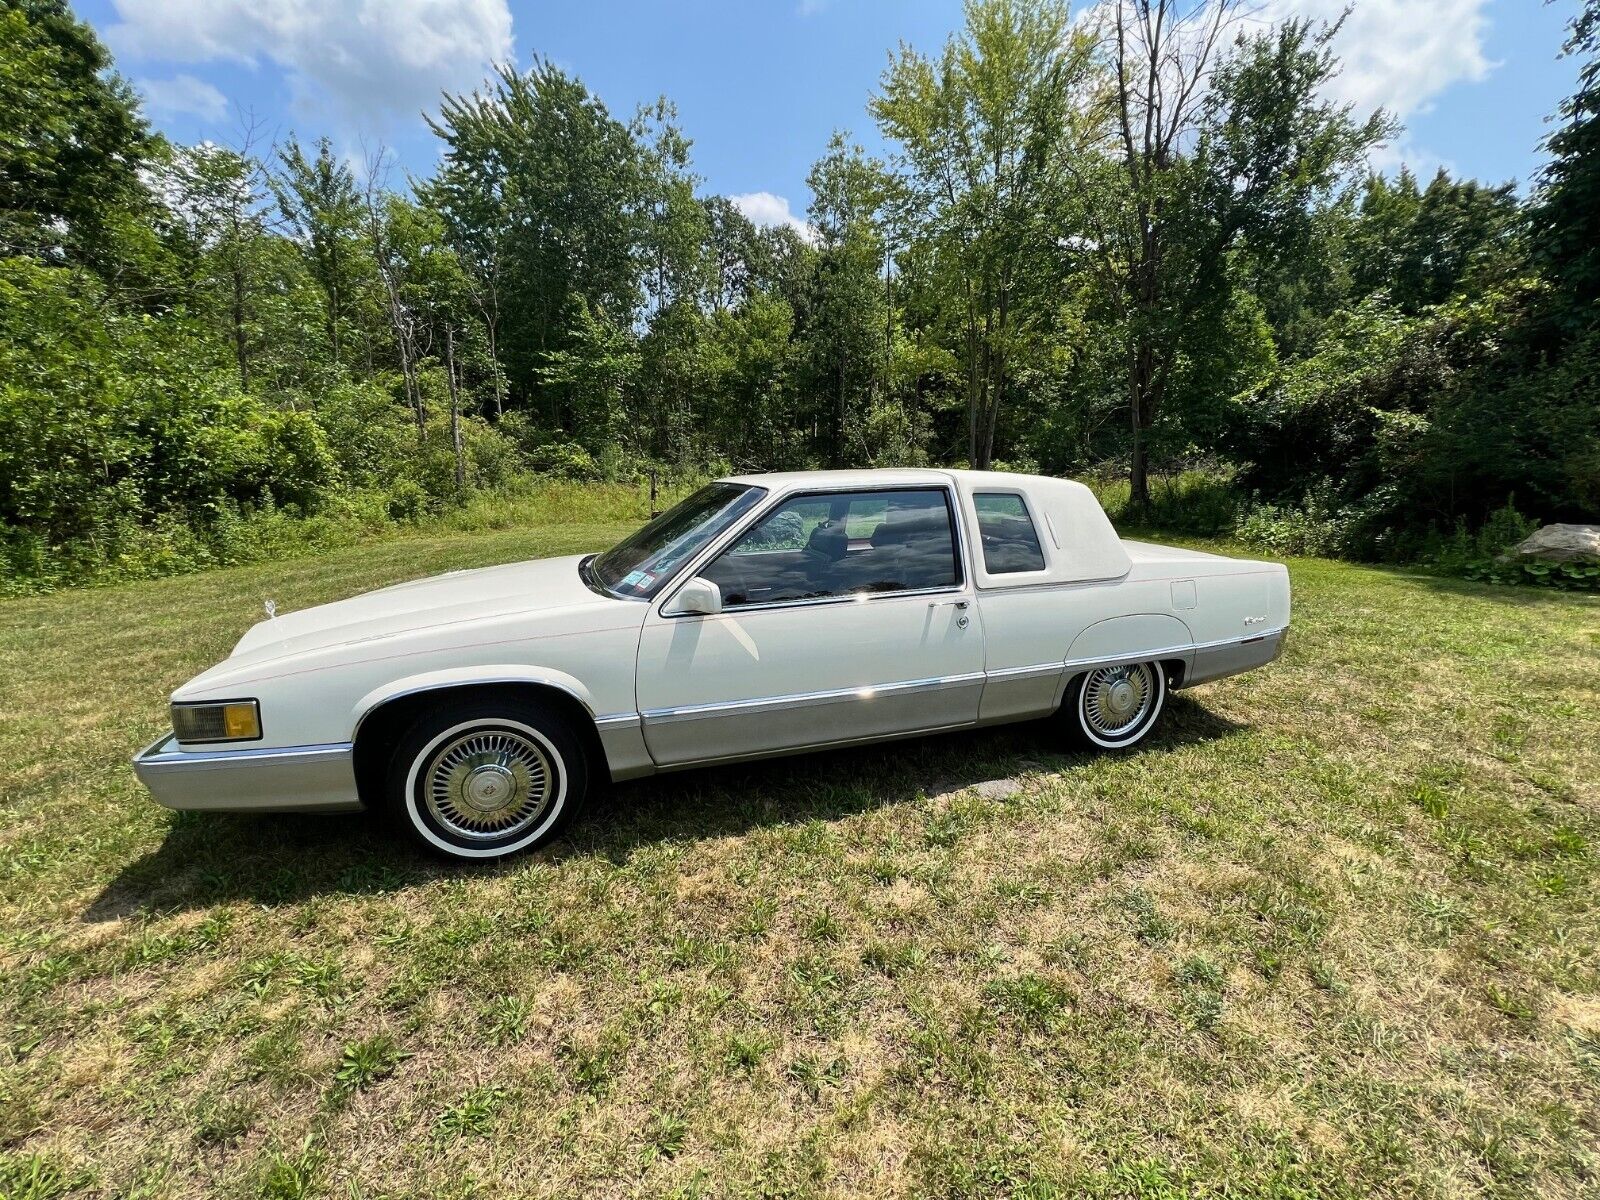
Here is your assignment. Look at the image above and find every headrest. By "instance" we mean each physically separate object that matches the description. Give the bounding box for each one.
[804,520,848,561]
[870,510,948,547]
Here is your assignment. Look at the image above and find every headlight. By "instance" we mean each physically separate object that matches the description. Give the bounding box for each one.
[171,699,262,744]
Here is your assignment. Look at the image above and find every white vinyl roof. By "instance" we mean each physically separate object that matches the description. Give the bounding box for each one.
[720,467,953,491]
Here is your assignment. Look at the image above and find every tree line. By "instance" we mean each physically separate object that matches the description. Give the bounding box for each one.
[1,0,1596,592]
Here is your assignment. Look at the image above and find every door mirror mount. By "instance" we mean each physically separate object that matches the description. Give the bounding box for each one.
[671,576,723,616]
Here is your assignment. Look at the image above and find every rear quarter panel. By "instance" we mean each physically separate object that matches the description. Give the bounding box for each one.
[1181,560,1291,646]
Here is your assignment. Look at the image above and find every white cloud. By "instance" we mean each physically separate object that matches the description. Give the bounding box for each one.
[106,0,513,129]
[1077,0,1496,175]
[1251,0,1494,122]
[138,74,228,122]
[1367,136,1456,181]
[729,191,818,243]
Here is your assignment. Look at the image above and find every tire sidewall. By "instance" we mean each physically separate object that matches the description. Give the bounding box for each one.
[1069,662,1166,750]
[393,707,585,860]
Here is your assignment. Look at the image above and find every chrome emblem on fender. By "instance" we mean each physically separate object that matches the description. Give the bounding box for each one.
[1243,614,1267,626]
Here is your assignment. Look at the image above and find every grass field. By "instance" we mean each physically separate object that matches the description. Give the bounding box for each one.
[1,519,1597,1199]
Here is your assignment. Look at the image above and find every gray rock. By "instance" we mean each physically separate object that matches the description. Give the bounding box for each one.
[1499,524,1600,564]
[972,777,1022,801]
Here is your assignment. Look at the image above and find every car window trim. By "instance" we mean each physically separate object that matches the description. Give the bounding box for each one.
[657,482,970,617]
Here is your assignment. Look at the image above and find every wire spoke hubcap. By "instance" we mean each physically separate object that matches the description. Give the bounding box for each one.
[425,729,552,841]
[1083,663,1154,737]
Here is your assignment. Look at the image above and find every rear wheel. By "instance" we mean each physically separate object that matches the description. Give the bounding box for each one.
[1063,661,1166,751]
[386,699,588,860]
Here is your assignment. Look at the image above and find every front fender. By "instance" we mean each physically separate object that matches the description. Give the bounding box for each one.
[349,664,598,739]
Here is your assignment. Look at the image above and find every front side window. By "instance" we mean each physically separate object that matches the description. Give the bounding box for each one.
[591,483,765,599]
[974,492,1046,574]
[701,488,959,608]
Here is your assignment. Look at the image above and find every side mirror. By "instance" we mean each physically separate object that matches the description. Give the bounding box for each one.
[671,576,722,616]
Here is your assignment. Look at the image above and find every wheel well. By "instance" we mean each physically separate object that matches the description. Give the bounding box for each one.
[351,682,605,806]
[1063,657,1187,694]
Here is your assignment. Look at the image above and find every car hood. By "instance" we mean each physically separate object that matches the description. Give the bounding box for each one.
[220,554,620,671]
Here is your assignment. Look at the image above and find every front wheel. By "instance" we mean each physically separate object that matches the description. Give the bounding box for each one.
[386,699,588,860]
[1063,661,1167,751]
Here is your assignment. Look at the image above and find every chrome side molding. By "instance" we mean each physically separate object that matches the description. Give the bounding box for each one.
[642,672,986,725]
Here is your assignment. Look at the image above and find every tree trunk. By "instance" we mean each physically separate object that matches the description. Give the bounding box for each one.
[328,278,341,365]
[967,364,981,468]
[485,313,504,418]
[446,325,466,491]
[230,262,249,391]
[1129,417,1149,511]
[835,357,847,468]
[980,364,1003,471]
[1128,342,1151,511]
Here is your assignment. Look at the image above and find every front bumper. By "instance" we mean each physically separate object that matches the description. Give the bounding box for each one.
[132,735,363,813]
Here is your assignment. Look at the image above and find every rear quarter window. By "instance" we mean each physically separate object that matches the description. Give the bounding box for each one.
[975,492,1046,574]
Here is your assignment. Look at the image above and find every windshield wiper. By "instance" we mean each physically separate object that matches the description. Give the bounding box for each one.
[577,554,613,599]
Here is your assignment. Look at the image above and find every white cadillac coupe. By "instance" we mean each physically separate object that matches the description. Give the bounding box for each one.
[134,470,1290,860]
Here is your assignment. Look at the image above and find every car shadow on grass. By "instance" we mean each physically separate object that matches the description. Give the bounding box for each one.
[84,694,1243,922]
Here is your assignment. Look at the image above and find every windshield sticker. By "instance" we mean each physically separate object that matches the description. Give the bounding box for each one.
[621,570,650,588]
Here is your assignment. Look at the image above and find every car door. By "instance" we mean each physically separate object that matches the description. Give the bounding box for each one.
[634,485,985,767]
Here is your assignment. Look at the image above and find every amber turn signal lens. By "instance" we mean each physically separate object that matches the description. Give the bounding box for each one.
[222,703,260,740]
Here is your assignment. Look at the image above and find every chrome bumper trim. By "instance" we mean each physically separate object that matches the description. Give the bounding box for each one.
[132,735,362,813]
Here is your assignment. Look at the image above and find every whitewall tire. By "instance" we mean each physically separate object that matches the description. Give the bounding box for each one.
[386,700,588,860]
[1063,661,1167,751]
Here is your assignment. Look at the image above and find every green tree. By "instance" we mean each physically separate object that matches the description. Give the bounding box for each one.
[538,298,640,456]
[274,137,367,367]
[873,0,1096,469]
[704,291,800,469]
[160,140,276,390]
[802,134,889,466]
[1077,3,1389,506]
[1532,0,1600,329]
[428,60,653,417]
[1347,169,1523,314]
[0,0,151,267]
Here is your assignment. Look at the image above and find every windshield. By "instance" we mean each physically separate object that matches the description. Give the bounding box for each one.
[591,483,765,599]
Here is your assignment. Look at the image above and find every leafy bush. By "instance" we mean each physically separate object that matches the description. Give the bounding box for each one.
[1093,467,1243,536]
[1237,285,1600,548]
[1421,502,1538,575]
[1471,558,1600,590]
[1420,500,1599,590]
[1235,484,1363,558]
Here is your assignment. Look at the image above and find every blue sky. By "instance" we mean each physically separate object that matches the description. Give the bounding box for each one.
[81,0,1583,235]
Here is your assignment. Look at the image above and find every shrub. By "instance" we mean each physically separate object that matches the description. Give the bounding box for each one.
[1235,485,1361,558]
[1093,467,1243,536]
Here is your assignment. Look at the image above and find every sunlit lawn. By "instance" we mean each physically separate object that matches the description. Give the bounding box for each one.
[1,519,1597,1198]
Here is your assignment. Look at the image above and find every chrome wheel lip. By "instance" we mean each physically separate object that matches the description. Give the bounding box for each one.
[1081,663,1155,739]
[421,726,554,842]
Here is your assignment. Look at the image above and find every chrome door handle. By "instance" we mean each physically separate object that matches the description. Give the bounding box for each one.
[929,597,971,628]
